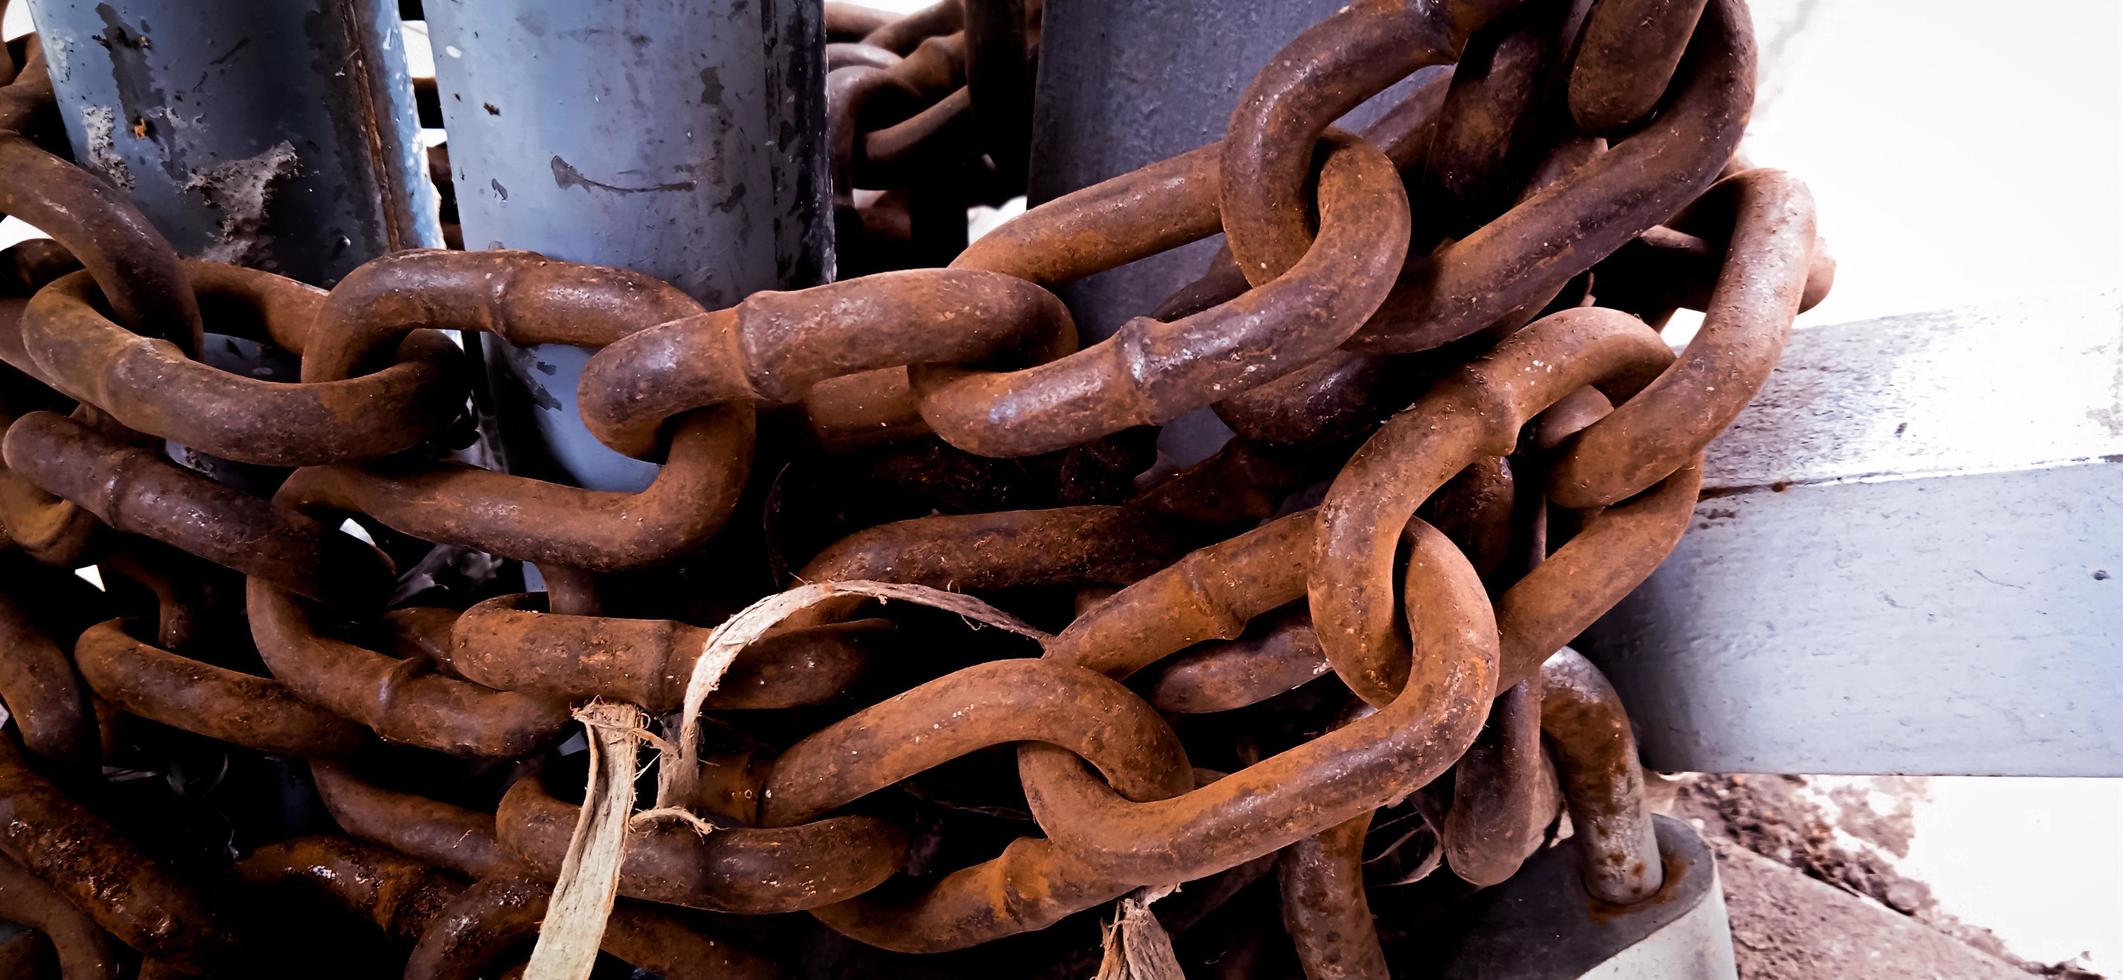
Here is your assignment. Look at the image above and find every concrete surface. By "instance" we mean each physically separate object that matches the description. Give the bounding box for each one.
[1799,776,2119,976]
[1716,844,2035,978]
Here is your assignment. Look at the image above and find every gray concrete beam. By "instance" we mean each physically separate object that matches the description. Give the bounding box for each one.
[1586,292,2123,776]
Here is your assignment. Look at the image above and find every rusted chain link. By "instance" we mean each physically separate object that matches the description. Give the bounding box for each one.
[0,559,98,774]
[1442,678,1560,887]
[0,850,121,980]
[1356,0,1755,354]
[309,762,510,879]
[74,619,367,759]
[1540,646,1664,904]
[495,770,909,914]
[0,740,239,972]
[1568,0,1711,132]
[0,0,1831,972]
[1550,167,1817,506]
[21,261,465,467]
[402,873,779,980]
[1312,307,1671,705]
[918,136,1412,456]
[1025,518,1496,885]
[5,411,396,608]
[444,595,888,712]
[246,584,571,757]
[827,0,1034,274]
[235,835,462,948]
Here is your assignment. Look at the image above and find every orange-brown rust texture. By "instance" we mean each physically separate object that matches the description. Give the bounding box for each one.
[916,138,1409,457]
[75,619,365,758]
[1567,0,1710,133]
[235,836,463,946]
[20,262,462,467]
[273,402,754,572]
[0,739,238,971]
[1278,811,1386,980]
[1352,0,1754,353]
[1021,519,1496,885]
[246,583,568,758]
[1541,647,1662,904]
[4,411,394,609]
[1549,169,1818,507]
[1218,0,1515,283]
[1312,308,1672,706]
[579,268,1070,459]
[0,850,122,980]
[494,772,906,915]
[1146,606,1330,714]
[0,133,200,354]
[757,659,1192,826]
[310,763,508,879]
[283,249,754,570]
[1443,678,1560,886]
[0,564,97,772]
[445,594,886,712]
[402,874,781,980]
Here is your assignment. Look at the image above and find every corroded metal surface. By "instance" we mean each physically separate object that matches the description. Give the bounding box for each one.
[0,740,237,971]
[495,772,908,914]
[402,874,780,980]
[1541,648,1662,905]
[75,619,366,759]
[21,262,463,467]
[0,561,97,773]
[0,0,1828,972]
[308,763,509,879]
[1280,810,1388,980]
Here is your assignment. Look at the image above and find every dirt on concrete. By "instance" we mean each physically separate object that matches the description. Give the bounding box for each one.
[1714,841,2033,979]
[1663,774,2104,979]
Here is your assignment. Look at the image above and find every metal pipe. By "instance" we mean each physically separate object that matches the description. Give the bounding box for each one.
[1027,0,1438,464]
[23,0,440,285]
[422,0,830,490]
[1584,292,2123,776]
[1028,0,1415,338]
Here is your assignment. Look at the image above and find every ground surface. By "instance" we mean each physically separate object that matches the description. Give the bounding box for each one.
[1716,844,2031,979]
[1663,774,2107,978]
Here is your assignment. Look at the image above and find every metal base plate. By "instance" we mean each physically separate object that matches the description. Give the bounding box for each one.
[1436,816,1737,979]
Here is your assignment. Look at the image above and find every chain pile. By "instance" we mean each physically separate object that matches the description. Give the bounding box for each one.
[0,0,1831,975]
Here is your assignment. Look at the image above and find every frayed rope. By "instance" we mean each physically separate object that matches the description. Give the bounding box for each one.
[526,580,1049,980]
[1095,884,1184,980]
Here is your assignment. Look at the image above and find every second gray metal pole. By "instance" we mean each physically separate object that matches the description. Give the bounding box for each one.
[424,0,830,490]
[1028,0,1429,464]
[1029,0,1415,339]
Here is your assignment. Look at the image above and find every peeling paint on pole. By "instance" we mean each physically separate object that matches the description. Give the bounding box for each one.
[25,0,441,285]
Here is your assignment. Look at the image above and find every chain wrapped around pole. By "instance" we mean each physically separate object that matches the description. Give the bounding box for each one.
[0,0,1832,974]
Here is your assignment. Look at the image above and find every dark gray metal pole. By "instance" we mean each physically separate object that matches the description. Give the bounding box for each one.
[423,0,830,490]
[1028,0,1411,340]
[1028,0,1430,464]
[23,0,440,285]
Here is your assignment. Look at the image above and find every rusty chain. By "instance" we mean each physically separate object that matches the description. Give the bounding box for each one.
[0,0,1832,975]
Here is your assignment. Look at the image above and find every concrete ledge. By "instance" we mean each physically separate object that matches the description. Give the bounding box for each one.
[1587,293,2123,775]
